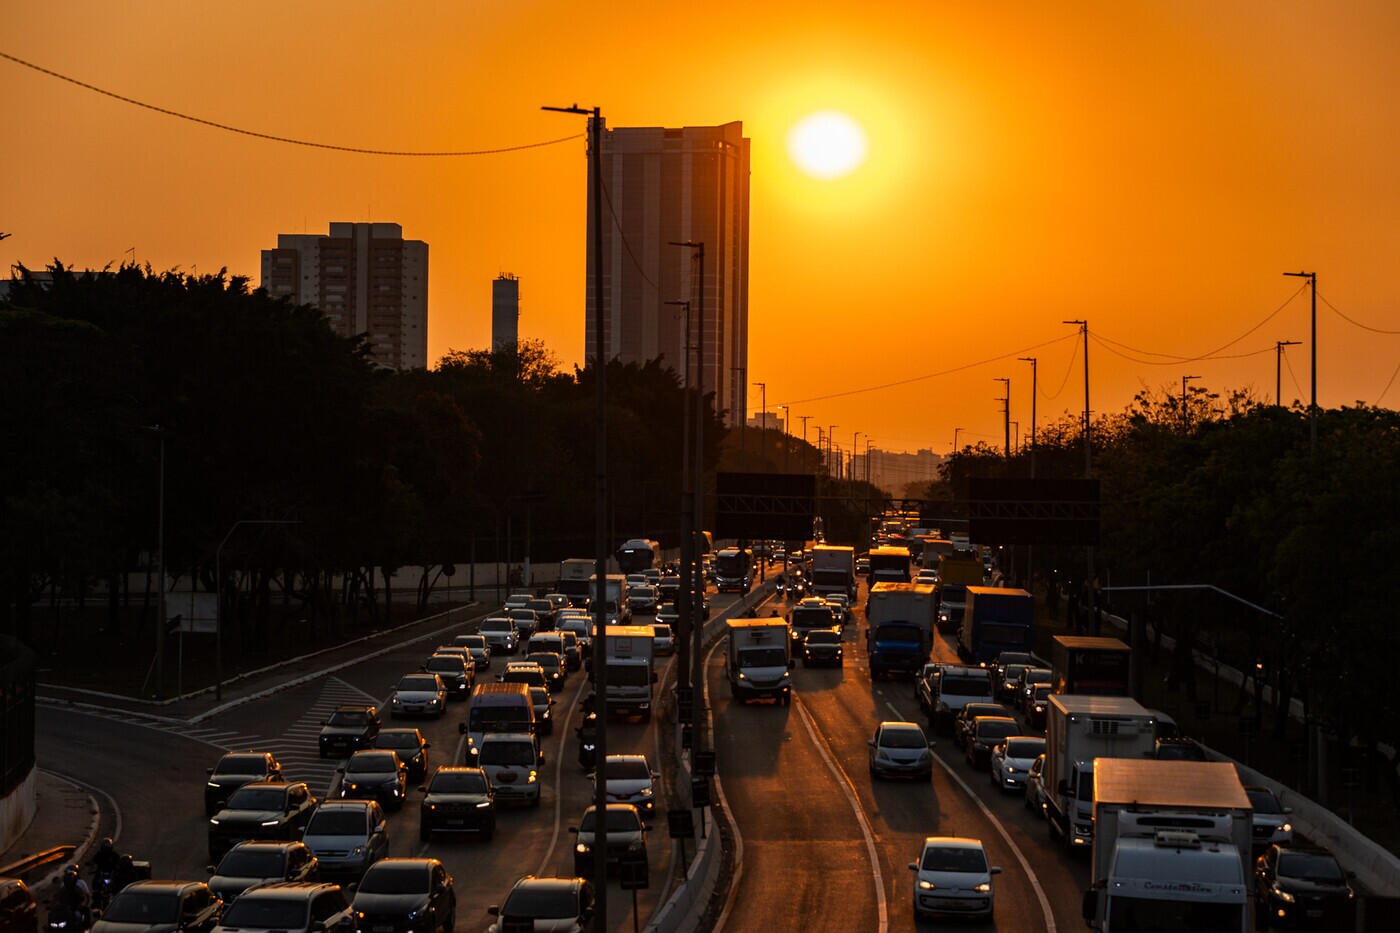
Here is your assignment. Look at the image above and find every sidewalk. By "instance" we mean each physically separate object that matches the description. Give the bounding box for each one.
[0,770,99,897]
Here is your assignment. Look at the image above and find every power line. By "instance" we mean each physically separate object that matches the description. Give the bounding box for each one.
[1318,291,1400,335]
[1282,349,1305,401]
[1375,358,1400,405]
[598,174,662,294]
[1090,331,1274,366]
[1091,283,1308,364]
[0,49,582,156]
[1041,335,1079,401]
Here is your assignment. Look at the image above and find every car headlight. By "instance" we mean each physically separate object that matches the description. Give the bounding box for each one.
[542,710,551,720]
[355,912,366,921]
[639,787,653,797]
[626,840,643,852]
[207,781,221,788]
[974,882,992,893]
[1273,887,1294,903]
[917,879,936,891]
[261,819,281,826]
[475,801,492,809]
[353,845,366,856]
[392,697,402,705]
[52,921,68,929]
[1281,823,1292,833]
[737,672,747,680]
[781,670,791,679]
[1005,766,1018,774]
[576,843,590,854]
[527,771,538,783]
[425,803,436,811]
[209,818,221,825]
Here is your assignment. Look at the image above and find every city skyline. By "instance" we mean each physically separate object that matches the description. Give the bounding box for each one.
[6,2,1400,453]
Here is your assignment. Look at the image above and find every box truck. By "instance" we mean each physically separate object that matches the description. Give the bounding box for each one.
[809,544,856,600]
[865,583,937,679]
[599,624,656,720]
[958,587,1034,664]
[1052,635,1132,697]
[1044,695,1158,849]
[726,619,793,704]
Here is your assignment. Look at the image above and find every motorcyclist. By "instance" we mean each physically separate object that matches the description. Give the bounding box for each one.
[54,866,90,932]
[575,711,599,771]
[89,839,120,909]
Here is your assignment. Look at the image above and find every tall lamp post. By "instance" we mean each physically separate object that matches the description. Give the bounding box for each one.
[754,381,767,467]
[953,427,963,455]
[672,239,706,750]
[216,519,300,701]
[851,430,861,483]
[1283,270,1317,454]
[799,415,811,475]
[1181,374,1201,428]
[995,377,1010,457]
[1275,340,1301,407]
[1064,320,1090,477]
[665,298,695,700]
[827,425,838,477]
[1019,357,1037,478]
[777,405,790,472]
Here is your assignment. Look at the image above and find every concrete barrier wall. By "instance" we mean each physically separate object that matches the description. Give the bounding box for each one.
[0,769,37,856]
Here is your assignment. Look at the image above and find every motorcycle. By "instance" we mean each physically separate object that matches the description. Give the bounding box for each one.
[576,712,599,772]
[46,898,89,933]
[89,870,118,912]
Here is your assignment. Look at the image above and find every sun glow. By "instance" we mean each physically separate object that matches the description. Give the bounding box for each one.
[787,110,868,179]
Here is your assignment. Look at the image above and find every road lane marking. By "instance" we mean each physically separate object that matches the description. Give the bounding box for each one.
[798,696,889,933]
[881,699,1057,932]
[533,674,588,877]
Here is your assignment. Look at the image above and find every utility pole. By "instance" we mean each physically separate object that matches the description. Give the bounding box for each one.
[799,415,811,474]
[777,405,790,472]
[1181,374,1201,428]
[754,381,766,465]
[953,426,963,455]
[733,366,747,469]
[828,425,838,477]
[673,239,705,746]
[864,438,873,485]
[1283,271,1317,453]
[851,430,861,483]
[663,298,693,710]
[1275,340,1301,407]
[995,377,1010,457]
[1019,357,1037,478]
[1064,320,1090,477]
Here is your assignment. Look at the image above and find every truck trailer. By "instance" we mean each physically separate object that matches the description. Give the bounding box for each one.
[958,587,1034,664]
[936,553,985,634]
[1052,635,1132,697]
[809,544,856,600]
[865,583,937,679]
[1084,758,1255,933]
[726,619,794,704]
[1044,695,1158,849]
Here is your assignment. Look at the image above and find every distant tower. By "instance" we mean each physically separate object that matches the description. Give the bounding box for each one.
[492,274,520,352]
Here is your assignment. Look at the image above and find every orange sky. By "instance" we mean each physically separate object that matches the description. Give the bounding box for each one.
[7,1,1400,456]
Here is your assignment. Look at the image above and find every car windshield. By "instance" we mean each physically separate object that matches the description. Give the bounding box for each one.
[977,720,1020,740]
[1246,790,1284,814]
[527,653,560,670]
[456,635,486,648]
[359,864,429,894]
[306,809,367,835]
[791,608,832,628]
[347,753,397,773]
[376,733,419,750]
[1279,853,1345,882]
[226,787,286,810]
[579,809,642,832]
[740,647,788,667]
[426,659,461,673]
[942,676,992,697]
[1033,685,1053,701]
[1005,739,1045,759]
[502,886,577,920]
[104,892,180,924]
[529,687,550,705]
[398,676,438,692]
[652,625,673,638]
[479,741,536,766]
[1001,664,1029,682]
[429,771,489,794]
[468,708,531,732]
[921,846,988,873]
[961,705,1003,722]
[214,755,268,776]
[806,631,840,645]
[604,758,651,780]
[481,619,512,633]
[880,727,927,749]
[221,897,309,929]
[610,665,651,687]
[217,850,286,877]
[1025,669,1052,685]
[327,710,369,727]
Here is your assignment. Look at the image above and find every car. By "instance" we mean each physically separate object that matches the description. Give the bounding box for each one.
[301,800,389,881]
[528,686,555,735]
[789,600,837,649]
[389,673,447,719]
[525,651,567,691]
[823,593,854,630]
[352,858,455,933]
[855,556,871,575]
[801,628,843,667]
[915,665,941,713]
[478,617,519,655]
[485,876,595,933]
[1024,753,1049,816]
[338,750,409,810]
[627,585,659,616]
[319,706,381,759]
[499,660,549,694]
[931,665,997,735]
[206,841,319,903]
[593,754,659,820]
[570,804,648,877]
[525,597,557,629]
[1024,684,1053,730]
[1254,844,1355,929]
[990,650,1035,675]
[422,654,473,700]
[373,728,431,782]
[476,732,543,808]
[908,837,1001,921]
[545,593,570,612]
[1015,667,1052,710]
[915,569,938,585]
[502,593,533,611]
[209,882,353,933]
[868,721,934,781]
[0,878,37,933]
[624,573,647,588]
[558,617,592,653]
[419,766,496,841]
[988,736,1046,791]
[964,716,1021,769]
[507,608,540,639]
[205,752,284,816]
[1244,785,1294,852]
[995,663,1031,702]
[558,630,582,671]
[208,782,318,859]
[1155,737,1208,761]
[93,881,222,933]
[650,624,676,656]
[450,634,492,672]
[951,703,1007,751]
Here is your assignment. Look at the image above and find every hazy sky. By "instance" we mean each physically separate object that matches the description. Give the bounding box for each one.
[7,1,1400,456]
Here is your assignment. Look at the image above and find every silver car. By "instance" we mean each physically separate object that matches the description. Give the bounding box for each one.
[300,800,388,880]
[988,736,1046,792]
[594,754,659,820]
[908,837,1001,921]
[868,721,934,781]
[389,673,447,719]
[478,617,519,655]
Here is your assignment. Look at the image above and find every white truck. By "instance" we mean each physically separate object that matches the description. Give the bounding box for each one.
[1044,695,1158,849]
[558,558,596,606]
[726,619,794,705]
[588,573,629,624]
[1084,759,1256,933]
[809,544,856,600]
[600,624,656,721]
[865,583,937,679]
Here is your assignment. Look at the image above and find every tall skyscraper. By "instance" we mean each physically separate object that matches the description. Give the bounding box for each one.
[492,274,520,351]
[586,121,751,426]
[261,222,428,370]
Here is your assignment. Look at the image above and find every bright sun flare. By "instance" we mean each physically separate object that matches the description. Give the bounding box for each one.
[787,111,868,180]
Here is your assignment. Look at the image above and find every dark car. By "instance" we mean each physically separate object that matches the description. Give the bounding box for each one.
[1254,845,1355,929]
[486,877,595,933]
[0,877,37,933]
[1154,737,1208,761]
[801,629,844,667]
[210,882,353,933]
[528,686,555,736]
[1024,684,1053,730]
[206,841,319,903]
[788,602,837,649]
[93,881,222,933]
[301,801,389,881]
[964,716,1021,769]
[570,805,647,877]
[208,782,318,859]
[557,631,582,672]
[338,751,408,810]
[525,651,567,692]
[422,655,473,701]
[525,598,557,630]
[205,752,284,817]
[351,859,455,933]
[995,663,1031,703]
[450,635,492,673]
[952,703,1007,751]
[419,766,496,841]
[373,729,431,782]
[1015,668,1052,711]
[389,674,447,719]
[319,706,381,759]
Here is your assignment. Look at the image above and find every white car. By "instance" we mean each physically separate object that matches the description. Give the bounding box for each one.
[908,837,1001,921]
[476,732,542,808]
[988,736,1046,792]
[594,754,659,820]
[1244,785,1293,850]
[503,593,533,611]
[868,721,934,781]
[479,617,519,654]
[1024,753,1049,816]
[389,673,447,718]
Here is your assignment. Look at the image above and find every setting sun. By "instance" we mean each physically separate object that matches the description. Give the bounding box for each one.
[787,110,868,179]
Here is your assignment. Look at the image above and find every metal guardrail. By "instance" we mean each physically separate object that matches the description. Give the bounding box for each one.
[0,844,75,879]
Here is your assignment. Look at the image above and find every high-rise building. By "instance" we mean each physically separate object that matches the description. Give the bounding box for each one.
[586,121,751,425]
[261,222,428,370]
[492,274,520,351]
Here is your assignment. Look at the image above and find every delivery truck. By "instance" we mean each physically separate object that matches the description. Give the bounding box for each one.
[559,558,596,606]
[1052,635,1132,697]
[958,587,1034,664]
[599,624,657,720]
[588,574,629,624]
[936,553,985,634]
[867,545,913,585]
[1044,695,1158,849]
[1084,758,1255,933]
[809,544,856,600]
[726,619,794,704]
[865,583,937,679]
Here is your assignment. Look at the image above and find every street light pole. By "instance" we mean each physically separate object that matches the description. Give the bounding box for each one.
[995,377,1010,457]
[665,298,695,700]
[1064,320,1090,477]
[953,427,963,454]
[1181,374,1201,428]
[754,381,766,465]
[1019,357,1037,478]
[1283,271,1317,453]
[777,405,789,472]
[733,366,746,469]
[851,430,861,483]
[216,519,300,701]
[1275,340,1301,407]
[672,239,705,750]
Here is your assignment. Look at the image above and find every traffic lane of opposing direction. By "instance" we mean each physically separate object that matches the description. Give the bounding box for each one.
[707,640,882,933]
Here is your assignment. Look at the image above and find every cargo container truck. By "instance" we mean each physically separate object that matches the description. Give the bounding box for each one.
[1052,635,1132,697]
[599,625,656,720]
[958,587,1034,664]
[865,583,937,679]
[726,619,794,704]
[809,544,856,600]
[936,553,985,634]
[1044,695,1158,849]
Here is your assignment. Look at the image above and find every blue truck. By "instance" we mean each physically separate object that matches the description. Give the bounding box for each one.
[865,582,937,679]
[957,586,1034,665]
